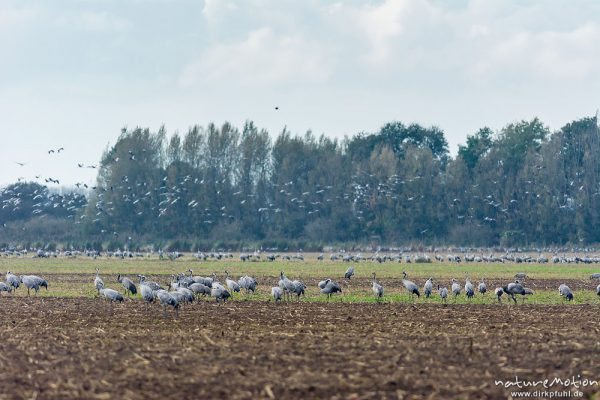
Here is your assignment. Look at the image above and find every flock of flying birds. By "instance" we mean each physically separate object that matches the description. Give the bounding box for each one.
[4,140,597,239]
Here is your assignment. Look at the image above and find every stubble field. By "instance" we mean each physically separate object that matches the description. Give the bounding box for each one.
[0,255,599,399]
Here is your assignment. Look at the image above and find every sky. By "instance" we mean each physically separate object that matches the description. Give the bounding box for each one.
[1,0,600,186]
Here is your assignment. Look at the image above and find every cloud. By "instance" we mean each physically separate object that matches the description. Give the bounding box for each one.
[202,0,238,20]
[0,3,39,32]
[475,23,600,80]
[355,0,412,64]
[179,26,334,87]
[54,10,131,32]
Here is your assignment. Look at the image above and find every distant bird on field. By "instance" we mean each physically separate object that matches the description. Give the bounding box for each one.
[117,274,137,296]
[139,279,155,307]
[320,280,342,300]
[0,282,12,294]
[225,271,241,295]
[6,271,20,292]
[100,288,124,303]
[372,272,384,300]
[465,278,475,300]
[478,279,487,295]
[402,271,420,300]
[154,289,179,317]
[188,282,211,299]
[318,278,331,290]
[271,286,283,302]
[590,273,600,279]
[451,278,461,298]
[559,284,573,302]
[495,287,504,304]
[211,282,231,303]
[291,280,306,301]
[438,285,448,304]
[344,266,355,279]
[94,268,104,295]
[424,277,433,298]
[20,275,48,296]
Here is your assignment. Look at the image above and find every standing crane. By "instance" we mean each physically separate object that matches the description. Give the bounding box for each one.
[401,272,420,300]
[372,272,384,301]
[117,274,137,297]
[6,271,19,292]
[344,267,355,280]
[424,278,433,298]
[478,279,487,296]
[438,285,448,304]
[154,289,179,317]
[465,278,475,300]
[271,287,283,302]
[451,278,461,299]
[19,275,48,296]
[94,268,104,296]
[225,271,241,296]
[320,280,342,300]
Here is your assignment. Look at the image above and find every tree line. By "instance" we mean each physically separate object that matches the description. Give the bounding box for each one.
[1,116,600,250]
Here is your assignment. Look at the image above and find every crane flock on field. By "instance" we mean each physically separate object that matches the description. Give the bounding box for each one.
[1,259,599,318]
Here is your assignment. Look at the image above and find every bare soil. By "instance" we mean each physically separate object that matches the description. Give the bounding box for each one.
[0,297,598,399]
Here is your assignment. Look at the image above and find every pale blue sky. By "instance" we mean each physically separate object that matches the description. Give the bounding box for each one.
[1,0,600,185]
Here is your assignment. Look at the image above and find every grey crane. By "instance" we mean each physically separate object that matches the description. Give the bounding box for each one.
[505,280,524,304]
[320,280,342,300]
[596,284,600,297]
[514,272,527,280]
[424,278,433,298]
[318,278,331,290]
[402,272,420,300]
[344,266,355,280]
[154,289,179,317]
[590,273,600,279]
[137,275,162,291]
[558,284,573,302]
[291,280,306,301]
[451,278,461,298]
[139,280,155,308]
[94,268,104,296]
[100,288,124,303]
[171,288,194,305]
[117,274,137,296]
[187,269,214,287]
[478,279,487,295]
[211,282,231,303]
[225,271,241,296]
[6,271,19,292]
[19,275,48,296]
[189,282,211,299]
[238,275,257,294]
[372,272,384,301]
[279,271,296,301]
[494,287,504,304]
[465,278,475,300]
[438,285,448,304]
[175,273,193,288]
[271,286,283,302]
[0,282,12,294]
